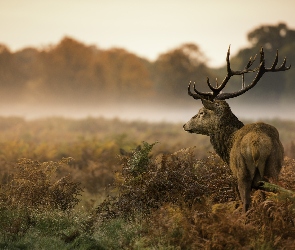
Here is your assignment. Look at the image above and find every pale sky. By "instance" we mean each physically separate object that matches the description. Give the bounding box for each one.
[1,0,295,67]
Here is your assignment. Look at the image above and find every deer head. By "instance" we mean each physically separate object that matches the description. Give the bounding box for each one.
[183,99,237,136]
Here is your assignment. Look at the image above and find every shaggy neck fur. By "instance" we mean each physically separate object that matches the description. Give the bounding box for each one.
[210,111,244,164]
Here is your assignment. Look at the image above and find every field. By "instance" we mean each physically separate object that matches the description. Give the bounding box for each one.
[0,116,295,249]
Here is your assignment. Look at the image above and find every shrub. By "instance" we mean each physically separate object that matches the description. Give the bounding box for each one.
[0,158,82,211]
[0,159,95,247]
[97,142,239,219]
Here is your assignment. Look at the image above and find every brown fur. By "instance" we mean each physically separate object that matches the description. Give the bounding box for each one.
[183,100,284,212]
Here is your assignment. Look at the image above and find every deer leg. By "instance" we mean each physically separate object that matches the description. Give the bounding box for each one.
[252,167,263,188]
[238,178,252,212]
[239,182,251,213]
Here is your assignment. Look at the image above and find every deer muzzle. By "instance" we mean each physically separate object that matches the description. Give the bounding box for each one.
[183,123,193,133]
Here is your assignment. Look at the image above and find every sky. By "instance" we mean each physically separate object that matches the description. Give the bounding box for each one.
[1,0,295,67]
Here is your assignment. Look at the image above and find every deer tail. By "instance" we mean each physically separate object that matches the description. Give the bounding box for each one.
[251,138,271,180]
[251,142,260,168]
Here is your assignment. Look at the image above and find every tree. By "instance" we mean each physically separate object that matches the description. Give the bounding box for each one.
[0,45,37,103]
[39,37,98,103]
[154,43,212,104]
[247,23,295,52]
[95,48,154,103]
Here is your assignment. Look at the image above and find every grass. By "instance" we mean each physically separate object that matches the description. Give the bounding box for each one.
[0,117,294,249]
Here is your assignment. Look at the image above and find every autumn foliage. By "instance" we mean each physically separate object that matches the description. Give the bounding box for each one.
[0,118,294,248]
[1,23,295,110]
[0,37,206,105]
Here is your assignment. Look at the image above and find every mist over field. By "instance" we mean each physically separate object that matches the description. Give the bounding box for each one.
[0,101,294,123]
[1,22,295,123]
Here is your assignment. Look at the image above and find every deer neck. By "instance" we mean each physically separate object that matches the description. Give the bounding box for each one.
[210,118,244,164]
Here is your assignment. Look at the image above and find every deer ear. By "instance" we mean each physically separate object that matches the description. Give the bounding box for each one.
[201,99,216,110]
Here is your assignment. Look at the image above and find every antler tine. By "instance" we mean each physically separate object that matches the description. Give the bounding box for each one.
[226,45,232,75]
[207,77,216,92]
[242,74,245,89]
[260,47,265,64]
[245,54,257,70]
[206,77,224,99]
[270,50,279,70]
[193,82,213,99]
[265,52,291,72]
[188,81,212,100]
[188,81,201,100]
[277,57,291,71]
[213,45,234,93]
[281,57,287,69]
[206,77,213,90]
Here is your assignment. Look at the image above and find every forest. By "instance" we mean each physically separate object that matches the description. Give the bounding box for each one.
[0,23,295,111]
[0,22,295,249]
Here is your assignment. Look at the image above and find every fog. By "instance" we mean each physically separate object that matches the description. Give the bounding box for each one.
[0,102,294,123]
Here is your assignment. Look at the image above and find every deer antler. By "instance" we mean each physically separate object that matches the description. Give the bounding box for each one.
[188,46,291,101]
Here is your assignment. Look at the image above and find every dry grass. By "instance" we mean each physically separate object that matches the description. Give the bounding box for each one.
[0,158,82,211]
[0,117,294,249]
[97,142,295,249]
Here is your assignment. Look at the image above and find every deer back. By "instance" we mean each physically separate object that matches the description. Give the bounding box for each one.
[230,122,283,182]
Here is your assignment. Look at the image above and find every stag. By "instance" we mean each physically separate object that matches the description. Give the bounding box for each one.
[183,46,290,212]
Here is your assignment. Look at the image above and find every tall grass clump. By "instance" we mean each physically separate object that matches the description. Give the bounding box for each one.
[0,158,104,249]
[1,158,81,210]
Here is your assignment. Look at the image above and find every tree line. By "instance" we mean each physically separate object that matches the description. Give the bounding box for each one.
[0,22,294,108]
